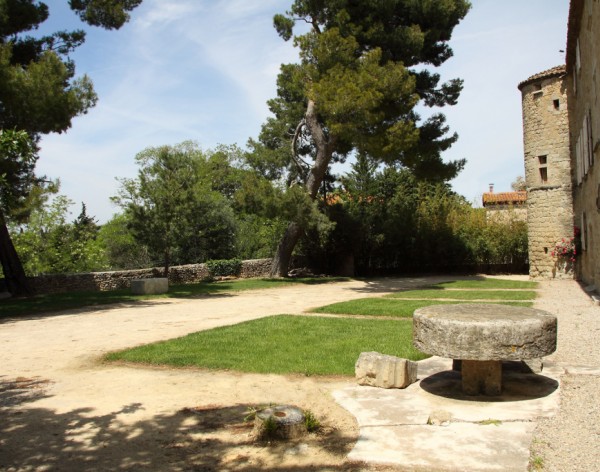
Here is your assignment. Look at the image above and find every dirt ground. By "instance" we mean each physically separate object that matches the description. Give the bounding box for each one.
[2,277,466,471]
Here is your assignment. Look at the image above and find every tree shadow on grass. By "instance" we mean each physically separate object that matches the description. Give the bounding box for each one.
[348,275,486,294]
[0,390,361,471]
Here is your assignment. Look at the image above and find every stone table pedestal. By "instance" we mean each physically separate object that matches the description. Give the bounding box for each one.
[413,304,557,396]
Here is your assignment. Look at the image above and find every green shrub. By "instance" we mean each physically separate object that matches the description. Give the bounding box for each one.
[205,258,242,277]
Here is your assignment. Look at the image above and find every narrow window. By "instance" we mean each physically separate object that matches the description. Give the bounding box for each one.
[538,155,548,184]
[553,99,560,110]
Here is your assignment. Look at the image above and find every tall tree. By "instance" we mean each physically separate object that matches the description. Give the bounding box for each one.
[0,129,40,294]
[263,0,470,276]
[113,142,238,276]
[0,0,142,295]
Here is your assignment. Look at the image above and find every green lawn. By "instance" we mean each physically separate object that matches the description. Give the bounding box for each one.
[105,315,428,376]
[0,277,348,318]
[435,279,538,289]
[311,298,533,317]
[386,289,537,301]
[313,298,458,317]
[95,276,541,377]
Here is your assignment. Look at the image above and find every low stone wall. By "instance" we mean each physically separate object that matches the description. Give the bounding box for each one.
[29,259,273,295]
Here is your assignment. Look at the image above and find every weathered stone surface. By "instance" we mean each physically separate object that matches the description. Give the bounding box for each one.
[253,405,307,440]
[29,258,274,295]
[462,360,502,396]
[413,303,557,361]
[131,278,168,295]
[522,358,544,373]
[355,352,418,389]
[520,68,574,280]
[427,410,452,426]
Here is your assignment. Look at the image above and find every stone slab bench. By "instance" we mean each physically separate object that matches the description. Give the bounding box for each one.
[130,278,169,295]
[413,303,557,395]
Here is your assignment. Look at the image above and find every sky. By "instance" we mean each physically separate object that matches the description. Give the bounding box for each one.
[36,0,571,223]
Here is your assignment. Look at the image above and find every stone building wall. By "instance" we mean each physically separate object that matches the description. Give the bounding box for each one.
[526,187,576,279]
[31,259,273,295]
[484,205,527,223]
[519,67,574,279]
[565,0,600,288]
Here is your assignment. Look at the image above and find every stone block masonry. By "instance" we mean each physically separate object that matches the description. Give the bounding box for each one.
[30,259,273,295]
[519,67,574,279]
[130,278,168,295]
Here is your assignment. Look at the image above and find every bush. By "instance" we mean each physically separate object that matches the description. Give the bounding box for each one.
[205,258,242,277]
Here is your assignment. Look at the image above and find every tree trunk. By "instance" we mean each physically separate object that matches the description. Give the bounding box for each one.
[270,99,335,277]
[0,211,34,297]
[269,222,303,277]
[163,247,170,278]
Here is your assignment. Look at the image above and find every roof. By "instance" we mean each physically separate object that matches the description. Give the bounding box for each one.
[482,191,527,207]
[517,65,567,90]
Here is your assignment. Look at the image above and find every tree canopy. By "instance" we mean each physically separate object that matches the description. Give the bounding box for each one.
[0,0,143,295]
[112,142,239,276]
[261,0,471,276]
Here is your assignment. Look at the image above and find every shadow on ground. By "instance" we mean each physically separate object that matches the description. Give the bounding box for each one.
[348,275,481,294]
[420,368,559,402]
[0,380,360,471]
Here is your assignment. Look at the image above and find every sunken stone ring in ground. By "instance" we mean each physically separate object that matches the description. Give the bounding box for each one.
[413,303,557,396]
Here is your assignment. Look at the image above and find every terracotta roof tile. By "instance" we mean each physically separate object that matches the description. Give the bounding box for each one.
[482,191,527,206]
[518,65,566,90]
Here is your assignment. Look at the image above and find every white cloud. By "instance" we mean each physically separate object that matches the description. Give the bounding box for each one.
[36,0,571,221]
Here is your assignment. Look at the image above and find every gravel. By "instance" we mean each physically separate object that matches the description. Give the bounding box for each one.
[530,280,600,471]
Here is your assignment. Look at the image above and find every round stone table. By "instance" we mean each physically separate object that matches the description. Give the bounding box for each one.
[413,303,557,395]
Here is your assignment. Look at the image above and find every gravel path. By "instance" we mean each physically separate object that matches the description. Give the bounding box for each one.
[530,280,600,472]
[0,276,598,471]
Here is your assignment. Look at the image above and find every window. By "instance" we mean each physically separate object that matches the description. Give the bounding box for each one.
[553,99,560,110]
[538,155,548,184]
[576,111,594,183]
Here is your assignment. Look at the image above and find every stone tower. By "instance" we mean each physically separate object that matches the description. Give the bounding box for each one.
[518,66,574,279]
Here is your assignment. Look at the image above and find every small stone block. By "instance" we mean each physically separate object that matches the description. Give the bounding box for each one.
[355,352,418,389]
[522,358,543,373]
[462,360,502,396]
[131,278,169,295]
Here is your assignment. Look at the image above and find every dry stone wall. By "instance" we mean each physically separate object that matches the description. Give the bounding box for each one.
[30,259,273,295]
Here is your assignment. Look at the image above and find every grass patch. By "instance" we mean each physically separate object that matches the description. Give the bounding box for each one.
[105,315,428,376]
[312,299,458,317]
[0,277,348,318]
[311,298,532,316]
[386,289,537,301]
[436,278,538,290]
